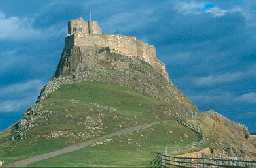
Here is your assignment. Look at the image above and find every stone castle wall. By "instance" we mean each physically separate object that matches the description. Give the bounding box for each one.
[68,18,102,35]
[65,18,168,79]
[65,33,168,79]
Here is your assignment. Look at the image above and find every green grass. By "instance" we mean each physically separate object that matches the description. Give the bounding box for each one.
[55,82,155,111]
[32,81,165,135]
[31,121,200,167]
[0,81,200,166]
[0,137,69,163]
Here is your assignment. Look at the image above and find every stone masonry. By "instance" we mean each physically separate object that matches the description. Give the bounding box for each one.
[64,17,168,80]
[68,17,102,35]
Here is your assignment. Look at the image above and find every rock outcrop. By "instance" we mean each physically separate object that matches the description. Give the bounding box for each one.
[11,17,197,141]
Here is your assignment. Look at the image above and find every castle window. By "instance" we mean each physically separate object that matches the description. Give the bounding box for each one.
[78,27,83,32]
[73,27,82,33]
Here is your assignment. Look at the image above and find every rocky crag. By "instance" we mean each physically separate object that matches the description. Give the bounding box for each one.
[4,17,256,162]
[12,17,197,140]
[41,17,197,110]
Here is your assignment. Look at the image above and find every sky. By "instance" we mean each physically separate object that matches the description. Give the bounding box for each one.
[0,0,255,132]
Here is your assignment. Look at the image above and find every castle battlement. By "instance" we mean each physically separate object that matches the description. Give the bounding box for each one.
[68,17,102,35]
[65,17,168,79]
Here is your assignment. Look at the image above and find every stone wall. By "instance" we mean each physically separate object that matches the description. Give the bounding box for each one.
[65,17,168,79]
[90,21,102,34]
[65,33,168,79]
[68,18,102,35]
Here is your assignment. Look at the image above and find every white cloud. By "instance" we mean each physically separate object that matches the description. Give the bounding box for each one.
[235,92,256,104]
[175,1,205,15]
[191,91,256,107]
[0,99,32,113]
[174,1,241,17]
[0,10,64,41]
[191,65,256,87]
[0,11,43,41]
[0,80,43,113]
[192,72,244,86]
[206,7,227,17]
[0,80,43,97]
[191,92,234,105]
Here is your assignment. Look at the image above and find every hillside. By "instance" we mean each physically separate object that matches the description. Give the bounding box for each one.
[0,81,200,166]
[0,17,255,167]
[182,111,256,159]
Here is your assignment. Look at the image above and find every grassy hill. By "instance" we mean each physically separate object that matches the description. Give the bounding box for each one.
[1,19,255,167]
[30,120,199,167]
[0,81,200,166]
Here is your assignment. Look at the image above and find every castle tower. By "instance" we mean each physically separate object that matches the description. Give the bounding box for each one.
[68,17,102,35]
[64,17,169,81]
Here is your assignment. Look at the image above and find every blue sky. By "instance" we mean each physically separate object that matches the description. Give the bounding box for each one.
[0,0,255,132]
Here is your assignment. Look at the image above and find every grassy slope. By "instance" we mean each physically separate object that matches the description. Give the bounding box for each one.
[31,121,199,167]
[196,112,256,158]
[0,81,200,166]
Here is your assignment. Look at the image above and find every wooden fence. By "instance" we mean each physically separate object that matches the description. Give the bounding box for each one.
[152,152,256,168]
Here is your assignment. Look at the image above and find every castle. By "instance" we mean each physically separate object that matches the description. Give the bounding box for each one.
[65,17,168,79]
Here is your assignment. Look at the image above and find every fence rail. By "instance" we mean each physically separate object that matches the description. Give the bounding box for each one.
[152,152,256,168]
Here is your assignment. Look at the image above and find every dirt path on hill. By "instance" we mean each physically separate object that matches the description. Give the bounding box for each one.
[6,122,160,167]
